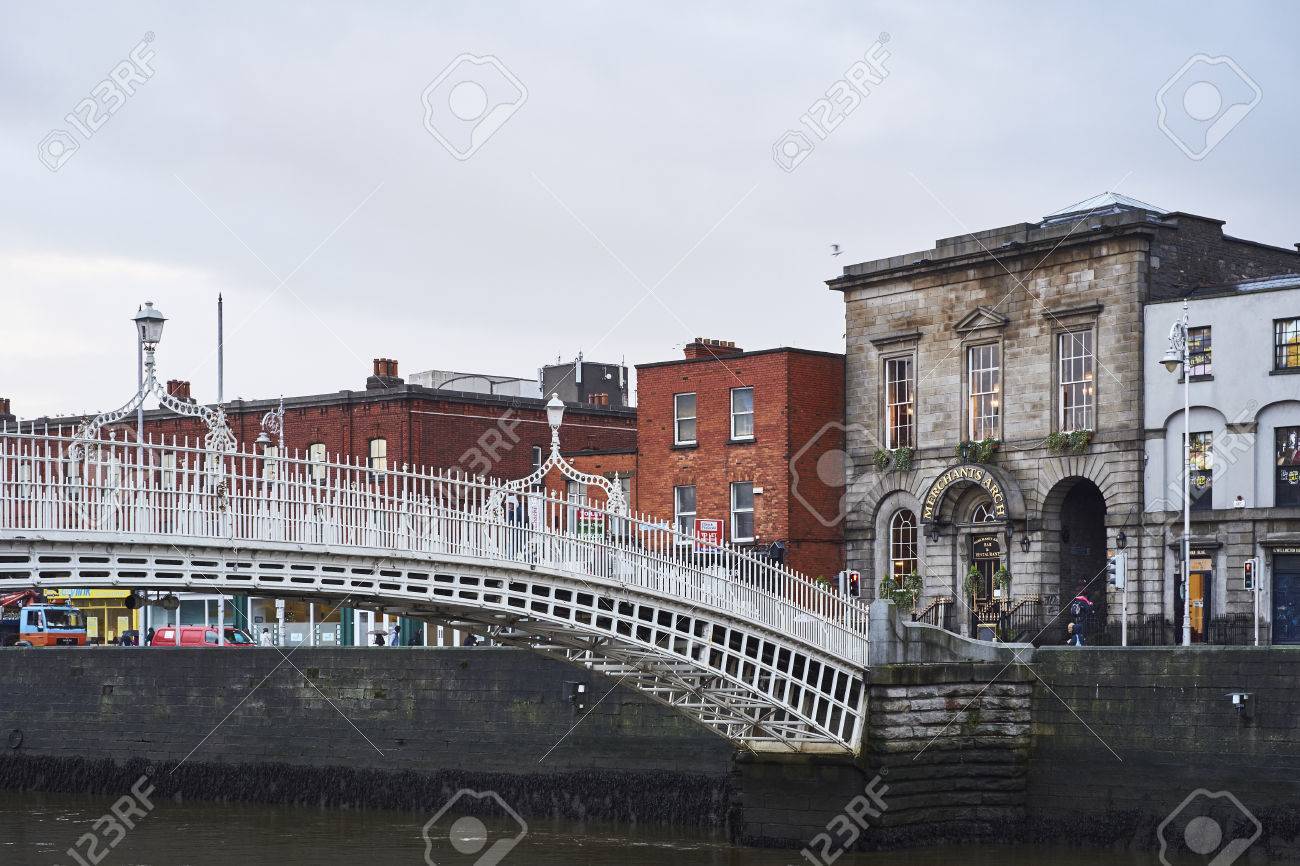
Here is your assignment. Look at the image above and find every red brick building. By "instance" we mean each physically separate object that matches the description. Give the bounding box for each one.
[25,359,637,482]
[633,339,846,579]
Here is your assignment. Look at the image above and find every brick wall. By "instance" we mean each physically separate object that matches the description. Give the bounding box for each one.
[1149,213,1300,301]
[36,390,636,483]
[635,348,845,578]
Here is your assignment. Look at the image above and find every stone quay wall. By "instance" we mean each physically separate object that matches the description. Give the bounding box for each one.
[3,642,1300,856]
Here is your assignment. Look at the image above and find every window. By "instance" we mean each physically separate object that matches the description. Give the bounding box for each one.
[884,356,915,448]
[566,479,586,503]
[966,344,1001,440]
[730,387,755,440]
[674,485,696,536]
[674,393,697,445]
[888,509,918,583]
[368,438,387,472]
[161,452,177,488]
[308,442,327,482]
[1187,326,1212,377]
[1058,330,1095,432]
[1275,318,1300,371]
[970,501,999,524]
[531,446,543,474]
[1276,426,1300,507]
[731,482,755,542]
[1189,431,1213,511]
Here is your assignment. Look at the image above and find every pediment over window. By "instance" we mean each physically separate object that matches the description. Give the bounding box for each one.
[954,306,1010,335]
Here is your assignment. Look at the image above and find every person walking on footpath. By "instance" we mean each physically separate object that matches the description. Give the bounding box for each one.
[260,627,274,647]
[1067,589,1094,646]
[389,623,400,647]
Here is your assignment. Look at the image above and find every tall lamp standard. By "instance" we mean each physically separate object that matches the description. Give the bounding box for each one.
[1160,298,1193,647]
[129,302,166,646]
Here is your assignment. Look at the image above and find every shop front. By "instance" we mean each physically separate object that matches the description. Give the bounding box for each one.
[1173,545,1217,644]
[47,589,135,645]
[1272,548,1300,645]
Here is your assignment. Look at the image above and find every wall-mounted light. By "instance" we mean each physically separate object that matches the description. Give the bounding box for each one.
[1020,535,1032,553]
[1116,530,1127,550]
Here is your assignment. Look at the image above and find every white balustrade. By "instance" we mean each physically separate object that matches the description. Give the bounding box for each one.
[0,430,867,665]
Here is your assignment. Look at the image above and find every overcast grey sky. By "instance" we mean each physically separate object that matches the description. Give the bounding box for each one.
[4,1,1298,419]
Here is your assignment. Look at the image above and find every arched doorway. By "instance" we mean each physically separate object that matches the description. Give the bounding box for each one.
[1045,478,1108,626]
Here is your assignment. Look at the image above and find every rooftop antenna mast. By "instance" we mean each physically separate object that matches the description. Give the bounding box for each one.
[217,293,224,404]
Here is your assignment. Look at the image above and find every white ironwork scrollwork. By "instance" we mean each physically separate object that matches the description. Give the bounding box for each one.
[483,400,627,523]
[68,346,236,462]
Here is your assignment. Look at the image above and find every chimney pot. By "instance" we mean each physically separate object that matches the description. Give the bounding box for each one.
[683,338,743,359]
[165,380,192,401]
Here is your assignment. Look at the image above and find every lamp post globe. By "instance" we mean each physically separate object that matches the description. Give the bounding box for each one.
[546,394,565,432]
[132,301,167,348]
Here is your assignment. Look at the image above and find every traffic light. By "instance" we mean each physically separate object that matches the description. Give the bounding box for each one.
[1243,558,1258,591]
[1107,551,1126,589]
[848,570,861,598]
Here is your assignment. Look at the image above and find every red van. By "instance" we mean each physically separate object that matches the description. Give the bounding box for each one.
[149,626,255,647]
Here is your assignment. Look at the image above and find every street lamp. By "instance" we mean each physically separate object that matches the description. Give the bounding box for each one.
[132,301,167,348]
[546,393,565,454]
[130,303,166,450]
[1160,298,1193,647]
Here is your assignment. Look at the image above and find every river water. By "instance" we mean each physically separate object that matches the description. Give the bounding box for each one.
[0,791,1146,865]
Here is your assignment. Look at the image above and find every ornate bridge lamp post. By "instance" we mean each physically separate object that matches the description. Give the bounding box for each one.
[72,303,238,645]
[1159,299,1193,648]
[483,394,628,561]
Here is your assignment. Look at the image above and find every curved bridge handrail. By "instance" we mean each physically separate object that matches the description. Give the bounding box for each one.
[0,430,867,664]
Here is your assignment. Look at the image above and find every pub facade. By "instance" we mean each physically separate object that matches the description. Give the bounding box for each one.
[828,194,1300,638]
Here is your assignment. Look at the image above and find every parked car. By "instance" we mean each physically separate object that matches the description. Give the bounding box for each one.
[149,626,255,647]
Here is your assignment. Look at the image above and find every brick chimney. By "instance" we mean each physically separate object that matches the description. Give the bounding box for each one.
[683,338,742,360]
[367,358,404,389]
[166,380,192,401]
[0,398,13,425]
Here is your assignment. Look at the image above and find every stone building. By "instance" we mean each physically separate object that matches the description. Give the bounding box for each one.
[828,194,1300,636]
[1144,276,1300,644]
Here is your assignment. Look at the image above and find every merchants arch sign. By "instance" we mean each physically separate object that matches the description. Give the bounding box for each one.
[920,463,1026,524]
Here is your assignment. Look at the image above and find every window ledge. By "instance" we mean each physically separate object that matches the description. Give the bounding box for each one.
[1270,367,1300,376]
[728,437,757,446]
[672,442,699,451]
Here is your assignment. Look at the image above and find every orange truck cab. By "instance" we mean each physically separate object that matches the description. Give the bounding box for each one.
[150,626,255,647]
[0,604,88,647]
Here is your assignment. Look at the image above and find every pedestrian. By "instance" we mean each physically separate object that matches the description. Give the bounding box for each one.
[373,631,385,647]
[1064,621,1079,646]
[389,623,399,647]
[1067,590,1093,646]
[260,627,273,647]
[145,627,156,646]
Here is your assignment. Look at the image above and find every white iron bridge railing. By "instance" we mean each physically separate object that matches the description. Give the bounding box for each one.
[0,431,868,665]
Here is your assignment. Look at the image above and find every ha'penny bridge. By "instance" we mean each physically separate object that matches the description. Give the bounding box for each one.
[0,375,868,753]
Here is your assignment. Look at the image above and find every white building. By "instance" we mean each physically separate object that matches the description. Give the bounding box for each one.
[1143,275,1300,644]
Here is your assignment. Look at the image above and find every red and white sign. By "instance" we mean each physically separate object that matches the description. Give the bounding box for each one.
[693,518,723,548]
